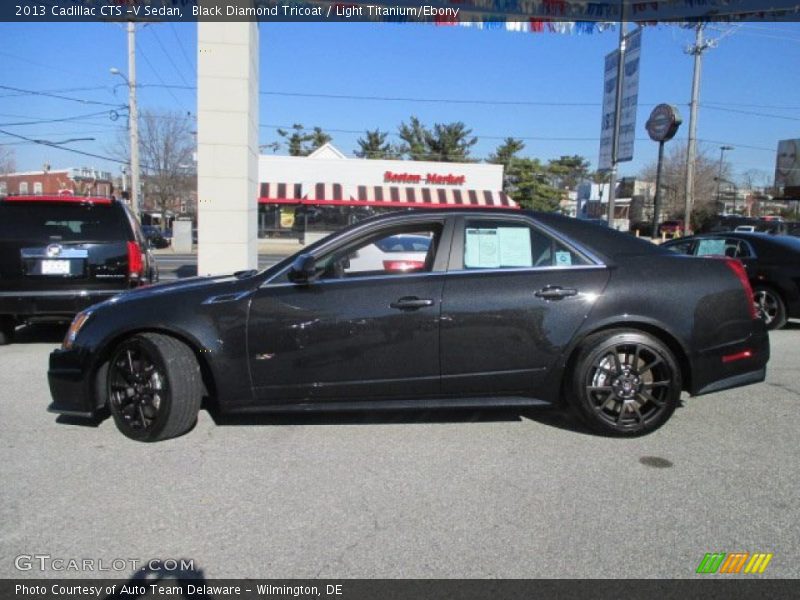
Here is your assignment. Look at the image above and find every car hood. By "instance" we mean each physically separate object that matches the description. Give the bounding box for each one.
[95,273,257,308]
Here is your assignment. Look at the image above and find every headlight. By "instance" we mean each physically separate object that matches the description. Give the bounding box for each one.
[63,310,93,349]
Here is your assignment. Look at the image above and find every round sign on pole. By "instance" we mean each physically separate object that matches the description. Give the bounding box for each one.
[646,104,683,142]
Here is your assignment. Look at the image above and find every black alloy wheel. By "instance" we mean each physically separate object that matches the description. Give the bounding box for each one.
[106,333,202,442]
[753,286,787,330]
[571,330,681,436]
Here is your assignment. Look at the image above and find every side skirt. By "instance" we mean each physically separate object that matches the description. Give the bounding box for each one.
[225,396,553,415]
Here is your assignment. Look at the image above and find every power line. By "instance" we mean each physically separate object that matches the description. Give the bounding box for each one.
[169,23,195,73]
[0,51,108,81]
[0,110,122,127]
[150,26,192,88]
[135,40,187,109]
[700,104,800,122]
[0,128,132,165]
[0,85,125,108]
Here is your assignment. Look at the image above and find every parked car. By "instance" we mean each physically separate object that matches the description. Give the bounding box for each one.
[346,233,431,273]
[142,225,171,249]
[658,220,685,237]
[663,232,800,329]
[0,194,158,345]
[48,209,768,441]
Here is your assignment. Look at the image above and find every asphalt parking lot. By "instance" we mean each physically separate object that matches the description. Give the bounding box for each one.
[1,323,798,579]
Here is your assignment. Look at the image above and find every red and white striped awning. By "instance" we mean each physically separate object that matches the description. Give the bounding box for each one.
[258,183,517,209]
[354,186,517,208]
[258,182,303,204]
[305,182,350,202]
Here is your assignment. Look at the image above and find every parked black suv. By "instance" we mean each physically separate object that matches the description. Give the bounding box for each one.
[0,194,158,344]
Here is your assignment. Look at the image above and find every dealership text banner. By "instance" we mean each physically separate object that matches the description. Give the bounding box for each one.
[4,0,800,23]
[4,580,799,600]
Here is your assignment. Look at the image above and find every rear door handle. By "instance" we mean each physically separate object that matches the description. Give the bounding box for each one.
[390,296,434,310]
[534,286,578,300]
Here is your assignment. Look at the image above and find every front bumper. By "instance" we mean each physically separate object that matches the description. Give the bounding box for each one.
[691,323,770,396]
[0,289,120,319]
[47,347,96,418]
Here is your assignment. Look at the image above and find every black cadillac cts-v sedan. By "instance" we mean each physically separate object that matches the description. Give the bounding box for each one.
[48,209,769,441]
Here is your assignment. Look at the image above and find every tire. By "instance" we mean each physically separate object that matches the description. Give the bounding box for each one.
[754,286,787,330]
[106,333,202,442]
[569,329,682,437]
[0,316,14,346]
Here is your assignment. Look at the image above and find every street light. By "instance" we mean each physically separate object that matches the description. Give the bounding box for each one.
[714,176,738,214]
[715,145,734,211]
[110,27,140,220]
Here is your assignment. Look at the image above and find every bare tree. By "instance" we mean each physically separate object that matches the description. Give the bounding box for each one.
[138,110,195,228]
[639,144,730,227]
[0,145,16,175]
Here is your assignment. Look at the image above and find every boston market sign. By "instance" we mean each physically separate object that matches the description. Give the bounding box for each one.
[384,171,466,186]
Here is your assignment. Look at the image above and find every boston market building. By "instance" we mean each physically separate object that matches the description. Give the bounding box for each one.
[257,143,515,240]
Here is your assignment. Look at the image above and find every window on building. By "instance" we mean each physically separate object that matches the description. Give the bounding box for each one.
[33,182,43,195]
[19,182,28,194]
[0,181,6,196]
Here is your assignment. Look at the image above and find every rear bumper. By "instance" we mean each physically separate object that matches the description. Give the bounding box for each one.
[47,347,96,418]
[691,323,770,396]
[0,289,120,319]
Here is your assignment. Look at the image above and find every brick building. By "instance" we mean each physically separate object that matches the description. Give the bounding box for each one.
[0,167,113,198]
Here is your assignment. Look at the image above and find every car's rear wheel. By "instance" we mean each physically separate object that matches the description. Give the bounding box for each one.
[0,316,14,346]
[570,330,681,436]
[106,333,202,442]
[754,286,786,330]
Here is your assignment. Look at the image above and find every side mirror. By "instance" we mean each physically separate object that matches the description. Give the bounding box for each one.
[288,253,317,284]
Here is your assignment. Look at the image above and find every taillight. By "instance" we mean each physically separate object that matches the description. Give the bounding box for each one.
[383,260,425,273]
[723,257,758,320]
[127,241,144,281]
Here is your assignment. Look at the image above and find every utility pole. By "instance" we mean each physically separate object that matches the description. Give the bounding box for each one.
[683,24,713,235]
[127,22,140,221]
[715,145,734,211]
[607,19,627,229]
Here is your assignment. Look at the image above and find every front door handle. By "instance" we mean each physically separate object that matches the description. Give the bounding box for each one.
[390,296,435,310]
[534,286,578,300]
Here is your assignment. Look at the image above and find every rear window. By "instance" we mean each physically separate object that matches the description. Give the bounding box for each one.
[0,202,129,242]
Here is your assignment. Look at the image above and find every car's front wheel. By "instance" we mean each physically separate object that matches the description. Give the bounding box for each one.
[106,333,202,442]
[754,286,786,330]
[570,330,682,436]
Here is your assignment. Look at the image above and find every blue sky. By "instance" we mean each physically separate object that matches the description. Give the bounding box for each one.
[1,20,799,186]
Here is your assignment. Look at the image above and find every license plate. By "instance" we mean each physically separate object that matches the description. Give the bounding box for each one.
[41,260,71,275]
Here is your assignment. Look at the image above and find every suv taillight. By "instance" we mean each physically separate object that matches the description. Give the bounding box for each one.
[127,241,144,281]
[723,257,758,320]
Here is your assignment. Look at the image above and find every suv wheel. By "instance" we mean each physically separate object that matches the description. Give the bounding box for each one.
[0,316,15,346]
[106,333,202,442]
[754,286,786,330]
[570,330,681,436]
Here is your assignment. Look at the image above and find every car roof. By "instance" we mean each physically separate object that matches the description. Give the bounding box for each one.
[1,194,114,205]
[344,208,668,261]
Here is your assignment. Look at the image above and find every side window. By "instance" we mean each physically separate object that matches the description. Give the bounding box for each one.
[315,223,442,280]
[462,219,588,269]
[727,239,753,259]
[695,238,727,256]
[665,240,693,255]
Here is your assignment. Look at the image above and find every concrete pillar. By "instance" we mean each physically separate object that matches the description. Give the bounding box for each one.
[197,21,259,275]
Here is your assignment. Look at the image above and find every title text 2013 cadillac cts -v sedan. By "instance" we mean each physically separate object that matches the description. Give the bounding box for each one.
[48,210,769,441]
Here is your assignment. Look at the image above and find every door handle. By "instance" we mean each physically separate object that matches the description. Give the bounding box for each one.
[534,286,578,300]
[390,296,435,310]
